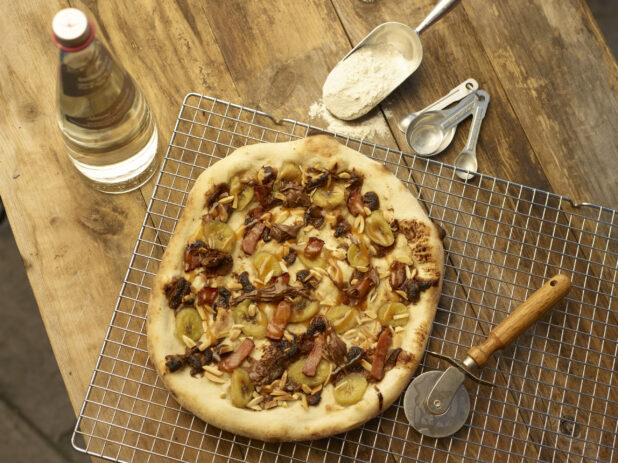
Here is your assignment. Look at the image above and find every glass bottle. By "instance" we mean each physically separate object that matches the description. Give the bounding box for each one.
[52,8,160,193]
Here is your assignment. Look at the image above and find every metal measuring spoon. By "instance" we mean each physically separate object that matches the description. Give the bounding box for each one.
[324,0,462,120]
[406,92,477,156]
[454,90,490,180]
[399,78,478,132]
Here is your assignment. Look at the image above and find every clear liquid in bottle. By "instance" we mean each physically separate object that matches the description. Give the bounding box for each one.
[53,8,160,193]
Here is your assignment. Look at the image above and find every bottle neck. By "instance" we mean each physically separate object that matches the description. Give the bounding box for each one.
[59,39,118,98]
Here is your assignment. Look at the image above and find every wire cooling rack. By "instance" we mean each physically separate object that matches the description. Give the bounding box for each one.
[72,93,617,463]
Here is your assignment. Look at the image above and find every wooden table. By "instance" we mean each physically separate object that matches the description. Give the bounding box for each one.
[1,1,616,462]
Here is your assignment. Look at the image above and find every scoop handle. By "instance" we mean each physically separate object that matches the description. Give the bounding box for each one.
[415,0,461,35]
[467,274,571,368]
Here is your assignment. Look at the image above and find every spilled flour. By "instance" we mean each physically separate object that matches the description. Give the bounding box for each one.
[322,42,412,120]
[308,99,391,140]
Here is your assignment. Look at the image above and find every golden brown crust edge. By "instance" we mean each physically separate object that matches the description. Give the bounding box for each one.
[147,135,444,442]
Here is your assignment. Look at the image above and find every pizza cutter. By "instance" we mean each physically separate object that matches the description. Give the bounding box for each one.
[404,274,571,438]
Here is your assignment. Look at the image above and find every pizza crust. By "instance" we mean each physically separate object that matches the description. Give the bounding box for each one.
[147,135,443,442]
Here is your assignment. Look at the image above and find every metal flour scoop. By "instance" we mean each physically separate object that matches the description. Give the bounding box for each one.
[324,0,462,120]
[404,274,571,438]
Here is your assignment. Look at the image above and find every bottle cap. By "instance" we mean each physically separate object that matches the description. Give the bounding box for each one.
[52,8,94,51]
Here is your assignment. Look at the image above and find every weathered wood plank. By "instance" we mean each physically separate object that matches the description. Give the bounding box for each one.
[462,0,618,209]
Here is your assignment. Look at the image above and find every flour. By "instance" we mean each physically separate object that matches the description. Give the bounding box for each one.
[308,99,390,140]
[322,42,412,120]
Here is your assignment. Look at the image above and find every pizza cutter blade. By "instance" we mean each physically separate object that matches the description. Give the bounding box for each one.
[404,274,572,438]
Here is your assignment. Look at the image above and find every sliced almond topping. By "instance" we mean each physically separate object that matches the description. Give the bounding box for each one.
[264,400,278,410]
[195,305,207,320]
[283,330,293,342]
[393,313,410,320]
[301,394,308,409]
[379,269,390,279]
[361,359,373,372]
[250,405,263,411]
[411,268,418,279]
[338,172,351,179]
[228,282,243,290]
[203,304,215,314]
[229,328,241,341]
[363,206,372,216]
[366,311,377,319]
[280,401,289,408]
[232,195,239,209]
[252,391,261,399]
[301,384,312,394]
[405,265,413,279]
[274,192,286,201]
[271,390,288,396]
[263,270,274,285]
[247,396,264,407]
[248,304,257,317]
[395,290,408,300]
[219,344,233,355]
[276,210,290,223]
[394,326,405,333]
[368,288,378,303]
[354,215,364,234]
[311,384,323,394]
[259,212,272,221]
[182,335,196,348]
[204,372,227,384]
[202,365,223,376]
[279,261,289,273]
[383,210,394,223]
[279,370,288,389]
[198,335,212,351]
[360,325,375,340]
[234,225,245,239]
[335,382,348,392]
[218,195,234,204]
[357,265,369,273]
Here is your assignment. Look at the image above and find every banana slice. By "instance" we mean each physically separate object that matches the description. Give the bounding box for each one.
[236,186,254,211]
[312,183,345,209]
[288,296,320,323]
[347,243,370,269]
[203,220,235,253]
[230,369,254,408]
[175,308,204,342]
[231,300,268,338]
[365,210,395,247]
[325,305,359,333]
[287,358,330,387]
[333,373,368,406]
[252,251,283,281]
[377,302,408,327]
[278,161,302,182]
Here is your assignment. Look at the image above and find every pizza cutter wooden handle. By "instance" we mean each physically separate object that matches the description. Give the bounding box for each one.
[467,274,571,368]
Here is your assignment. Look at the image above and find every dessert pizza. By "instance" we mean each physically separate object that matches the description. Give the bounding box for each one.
[147,134,444,441]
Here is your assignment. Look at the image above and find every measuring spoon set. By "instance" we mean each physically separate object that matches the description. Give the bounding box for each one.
[399,79,490,180]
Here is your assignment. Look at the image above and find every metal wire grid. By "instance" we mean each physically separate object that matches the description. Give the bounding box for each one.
[72,93,617,463]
